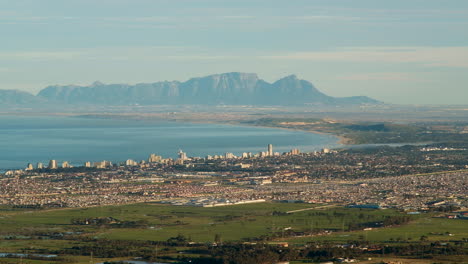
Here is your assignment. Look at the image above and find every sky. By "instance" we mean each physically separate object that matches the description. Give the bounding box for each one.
[0,0,467,104]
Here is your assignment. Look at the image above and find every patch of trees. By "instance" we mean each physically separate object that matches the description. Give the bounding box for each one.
[209,243,299,264]
[70,217,149,228]
[348,221,383,231]
[213,214,243,221]
[31,236,468,263]
[345,123,389,132]
[429,205,461,212]
[12,204,42,209]
[375,243,468,257]
[382,215,412,226]
[272,210,288,216]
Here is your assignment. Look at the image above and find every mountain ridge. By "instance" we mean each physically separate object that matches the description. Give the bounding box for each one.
[2,73,381,106]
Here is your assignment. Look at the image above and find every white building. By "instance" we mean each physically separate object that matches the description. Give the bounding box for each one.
[225,152,236,159]
[25,163,34,171]
[178,150,188,161]
[48,160,58,169]
[62,161,71,168]
[148,154,162,163]
[126,159,138,166]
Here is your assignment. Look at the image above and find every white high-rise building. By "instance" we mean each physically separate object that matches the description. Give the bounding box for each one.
[268,144,273,156]
[48,160,58,169]
[148,154,162,163]
[94,160,112,168]
[84,161,91,168]
[290,148,300,155]
[37,162,44,169]
[25,163,34,171]
[62,161,71,168]
[178,150,188,161]
[126,159,138,166]
[225,152,235,159]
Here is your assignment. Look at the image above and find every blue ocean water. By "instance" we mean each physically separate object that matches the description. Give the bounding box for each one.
[0,115,340,171]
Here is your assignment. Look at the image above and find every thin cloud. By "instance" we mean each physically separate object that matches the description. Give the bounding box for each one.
[0,46,210,62]
[293,15,362,22]
[261,46,468,68]
[220,15,256,20]
[0,51,83,60]
[337,72,421,81]
[3,46,468,68]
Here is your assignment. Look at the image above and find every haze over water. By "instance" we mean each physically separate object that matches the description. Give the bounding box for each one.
[0,115,339,171]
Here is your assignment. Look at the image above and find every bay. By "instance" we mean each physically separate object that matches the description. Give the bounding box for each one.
[0,115,340,171]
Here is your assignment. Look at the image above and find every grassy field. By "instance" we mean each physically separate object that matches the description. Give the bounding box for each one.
[1,202,467,263]
[287,216,468,244]
[0,203,407,242]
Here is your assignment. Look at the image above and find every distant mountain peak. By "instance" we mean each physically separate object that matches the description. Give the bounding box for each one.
[91,81,105,87]
[283,74,298,79]
[200,72,259,80]
[273,75,304,86]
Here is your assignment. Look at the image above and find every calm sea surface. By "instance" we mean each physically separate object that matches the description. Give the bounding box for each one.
[0,115,340,171]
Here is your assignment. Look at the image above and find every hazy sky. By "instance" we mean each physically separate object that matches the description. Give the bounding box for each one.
[1,0,467,104]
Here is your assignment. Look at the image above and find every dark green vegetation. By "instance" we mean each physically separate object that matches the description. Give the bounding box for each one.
[246,118,468,145]
[1,203,467,263]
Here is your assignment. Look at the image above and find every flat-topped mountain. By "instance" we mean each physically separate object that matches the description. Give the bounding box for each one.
[4,73,381,106]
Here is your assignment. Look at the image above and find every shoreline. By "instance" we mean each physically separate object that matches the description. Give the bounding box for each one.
[0,114,343,172]
[229,122,350,146]
[68,113,350,146]
[0,112,435,148]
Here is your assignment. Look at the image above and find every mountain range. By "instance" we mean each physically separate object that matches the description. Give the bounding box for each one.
[1,73,380,106]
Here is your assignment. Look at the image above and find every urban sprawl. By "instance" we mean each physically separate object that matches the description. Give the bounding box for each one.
[2,144,467,213]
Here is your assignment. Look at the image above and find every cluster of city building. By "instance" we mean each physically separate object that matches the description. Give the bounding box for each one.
[1,164,465,210]
[17,144,303,173]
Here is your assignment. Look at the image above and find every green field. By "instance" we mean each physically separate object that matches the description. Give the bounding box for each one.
[1,203,467,263]
[0,203,407,242]
[287,216,468,244]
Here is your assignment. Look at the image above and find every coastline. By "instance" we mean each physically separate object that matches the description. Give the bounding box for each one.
[231,123,350,146]
[1,112,352,147]
[68,113,349,146]
[0,114,342,171]
[3,112,429,147]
